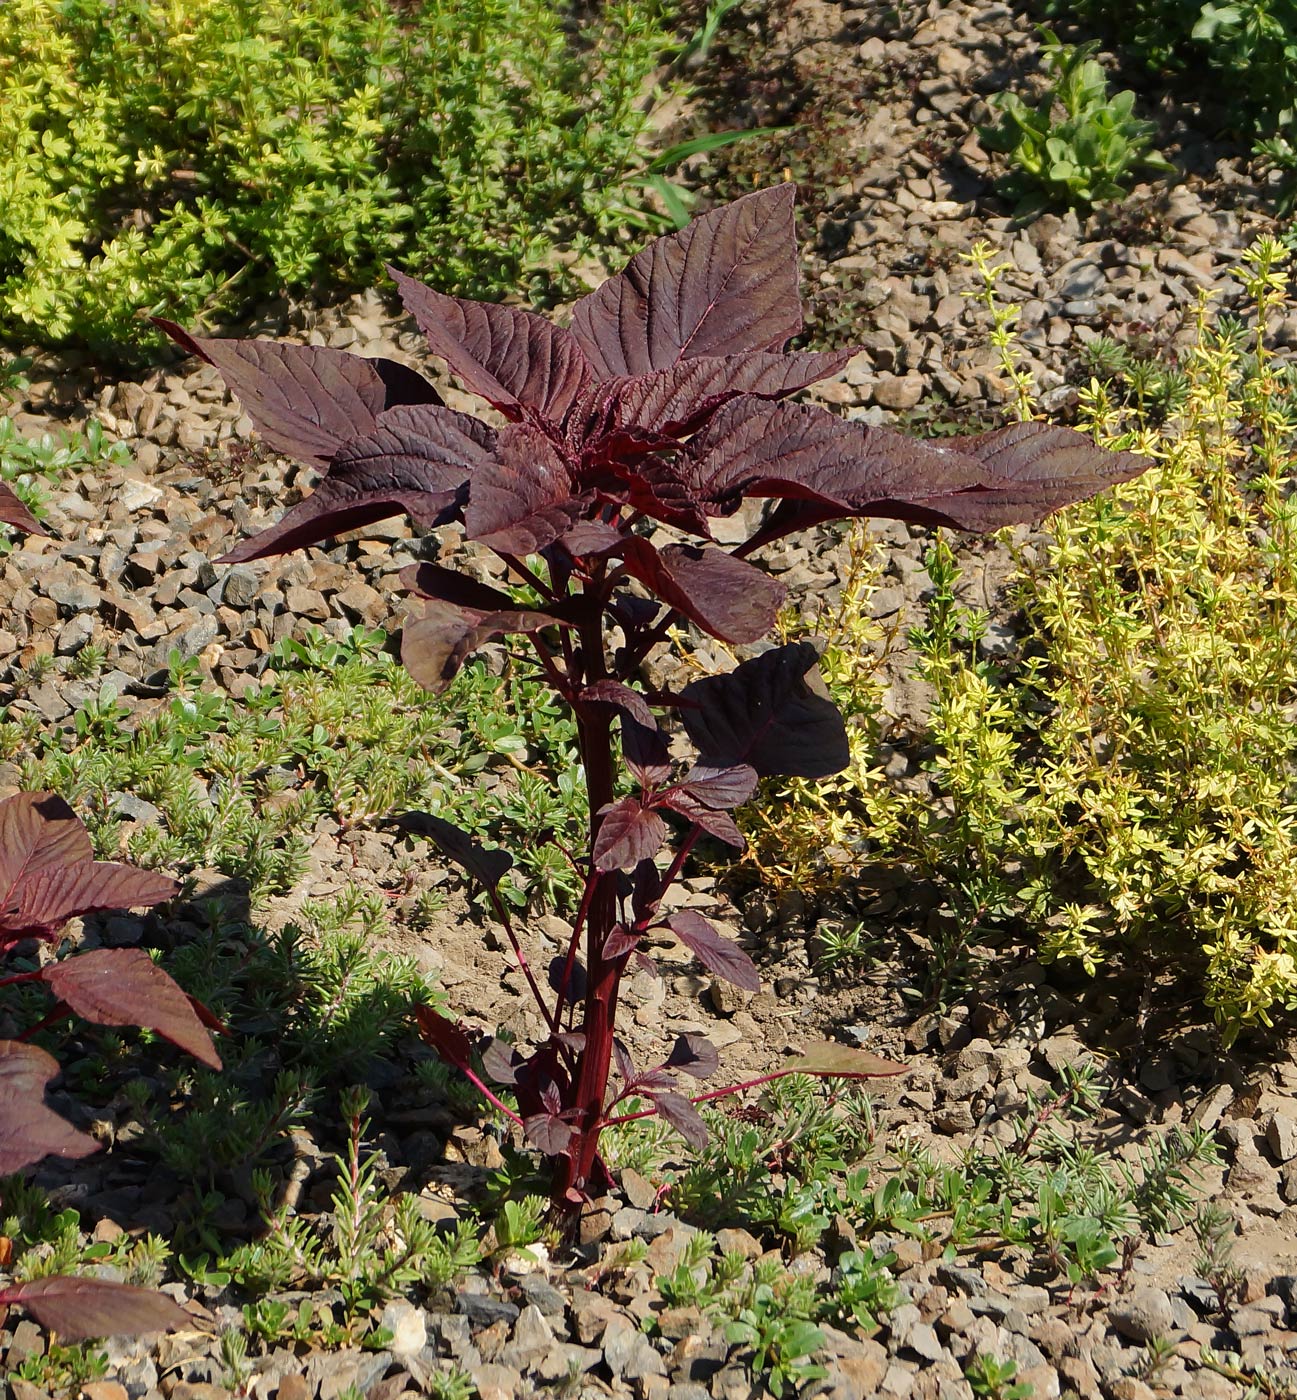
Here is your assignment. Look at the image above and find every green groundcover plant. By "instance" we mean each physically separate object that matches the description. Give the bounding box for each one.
[1052,0,1297,205]
[981,30,1173,213]
[161,185,1144,1207]
[0,0,682,355]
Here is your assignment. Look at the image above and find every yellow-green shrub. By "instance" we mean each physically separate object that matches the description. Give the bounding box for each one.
[727,524,905,898]
[0,0,675,357]
[898,238,1297,1039]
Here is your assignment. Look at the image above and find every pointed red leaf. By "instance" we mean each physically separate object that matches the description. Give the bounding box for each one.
[401,598,559,694]
[399,562,520,610]
[785,1042,907,1078]
[0,1041,99,1173]
[603,925,642,960]
[621,717,671,788]
[571,186,803,377]
[221,403,493,563]
[620,540,784,645]
[0,482,45,536]
[0,792,92,898]
[0,793,177,943]
[393,812,512,892]
[523,1111,575,1157]
[558,519,625,558]
[464,423,585,555]
[661,795,745,848]
[415,1005,476,1073]
[613,1037,636,1087]
[679,641,848,779]
[41,949,221,1069]
[603,348,854,435]
[665,910,760,992]
[675,764,758,810]
[389,269,591,421]
[593,798,667,872]
[686,397,1145,536]
[666,1033,719,1080]
[934,421,1148,530]
[5,863,179,941]
[650,1090,709,1150]
[0,1276,192,1341]
[482,1038,524,1085]
[155,321,441,469]
[580,681,656,731]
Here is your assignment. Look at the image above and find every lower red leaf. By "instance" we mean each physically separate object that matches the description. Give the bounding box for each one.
[0,1276,191,1341]
[41,949,221,1069]
[665,910,760,993]
[415,1005,475,1072]
[0,1041,98,1174]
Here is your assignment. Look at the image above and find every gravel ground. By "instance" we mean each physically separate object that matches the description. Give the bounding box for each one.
[6,1,1297,1396]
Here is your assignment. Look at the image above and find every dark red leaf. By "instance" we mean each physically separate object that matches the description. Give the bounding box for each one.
[933,422,1149,530]
[593,798,667,873]
[675,764,758,810]
[415,1005,476,1073]
[602,462,715,541]
[570,186,803,377]
[661,795,745,848]
[636,1068,680,1093]
[0,793,177,942]
[580,681,656,730]
[221,402,494,563]
[399,562,520,610]
[389,269,591,421]
[613,1037,635,1087]
[603,926,641,960]
[523,1112,574,1157]
[621,717,671,788]
[0,1041,98,1174]
[401,598,559,694]
[0,482,45,536]
[620,540,784,645]
[665,910,760,993]
[0,791,91,890]
[464,423,585,555]
[679,641,848,779]
[0,1275,192,1341]
[685,397,1145,537]
[602,348,854,435]
[666,1033,719,1080]
[393,812,512,891]
[482,1038,523,1085]
[785,1042,908,1078]
[650,1091,709,1150]
[42,950,221,1069]
[548,954,586,1002]
[557,520,624,557]
[4,863,179,940]
[155,321,441,468]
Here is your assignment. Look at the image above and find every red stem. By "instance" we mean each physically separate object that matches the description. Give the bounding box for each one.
[602,1066,814,1126]
[483,882,559,1036]
[552,606,623,1201]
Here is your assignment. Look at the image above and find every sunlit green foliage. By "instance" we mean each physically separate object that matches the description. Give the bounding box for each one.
[0,0,680,356]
